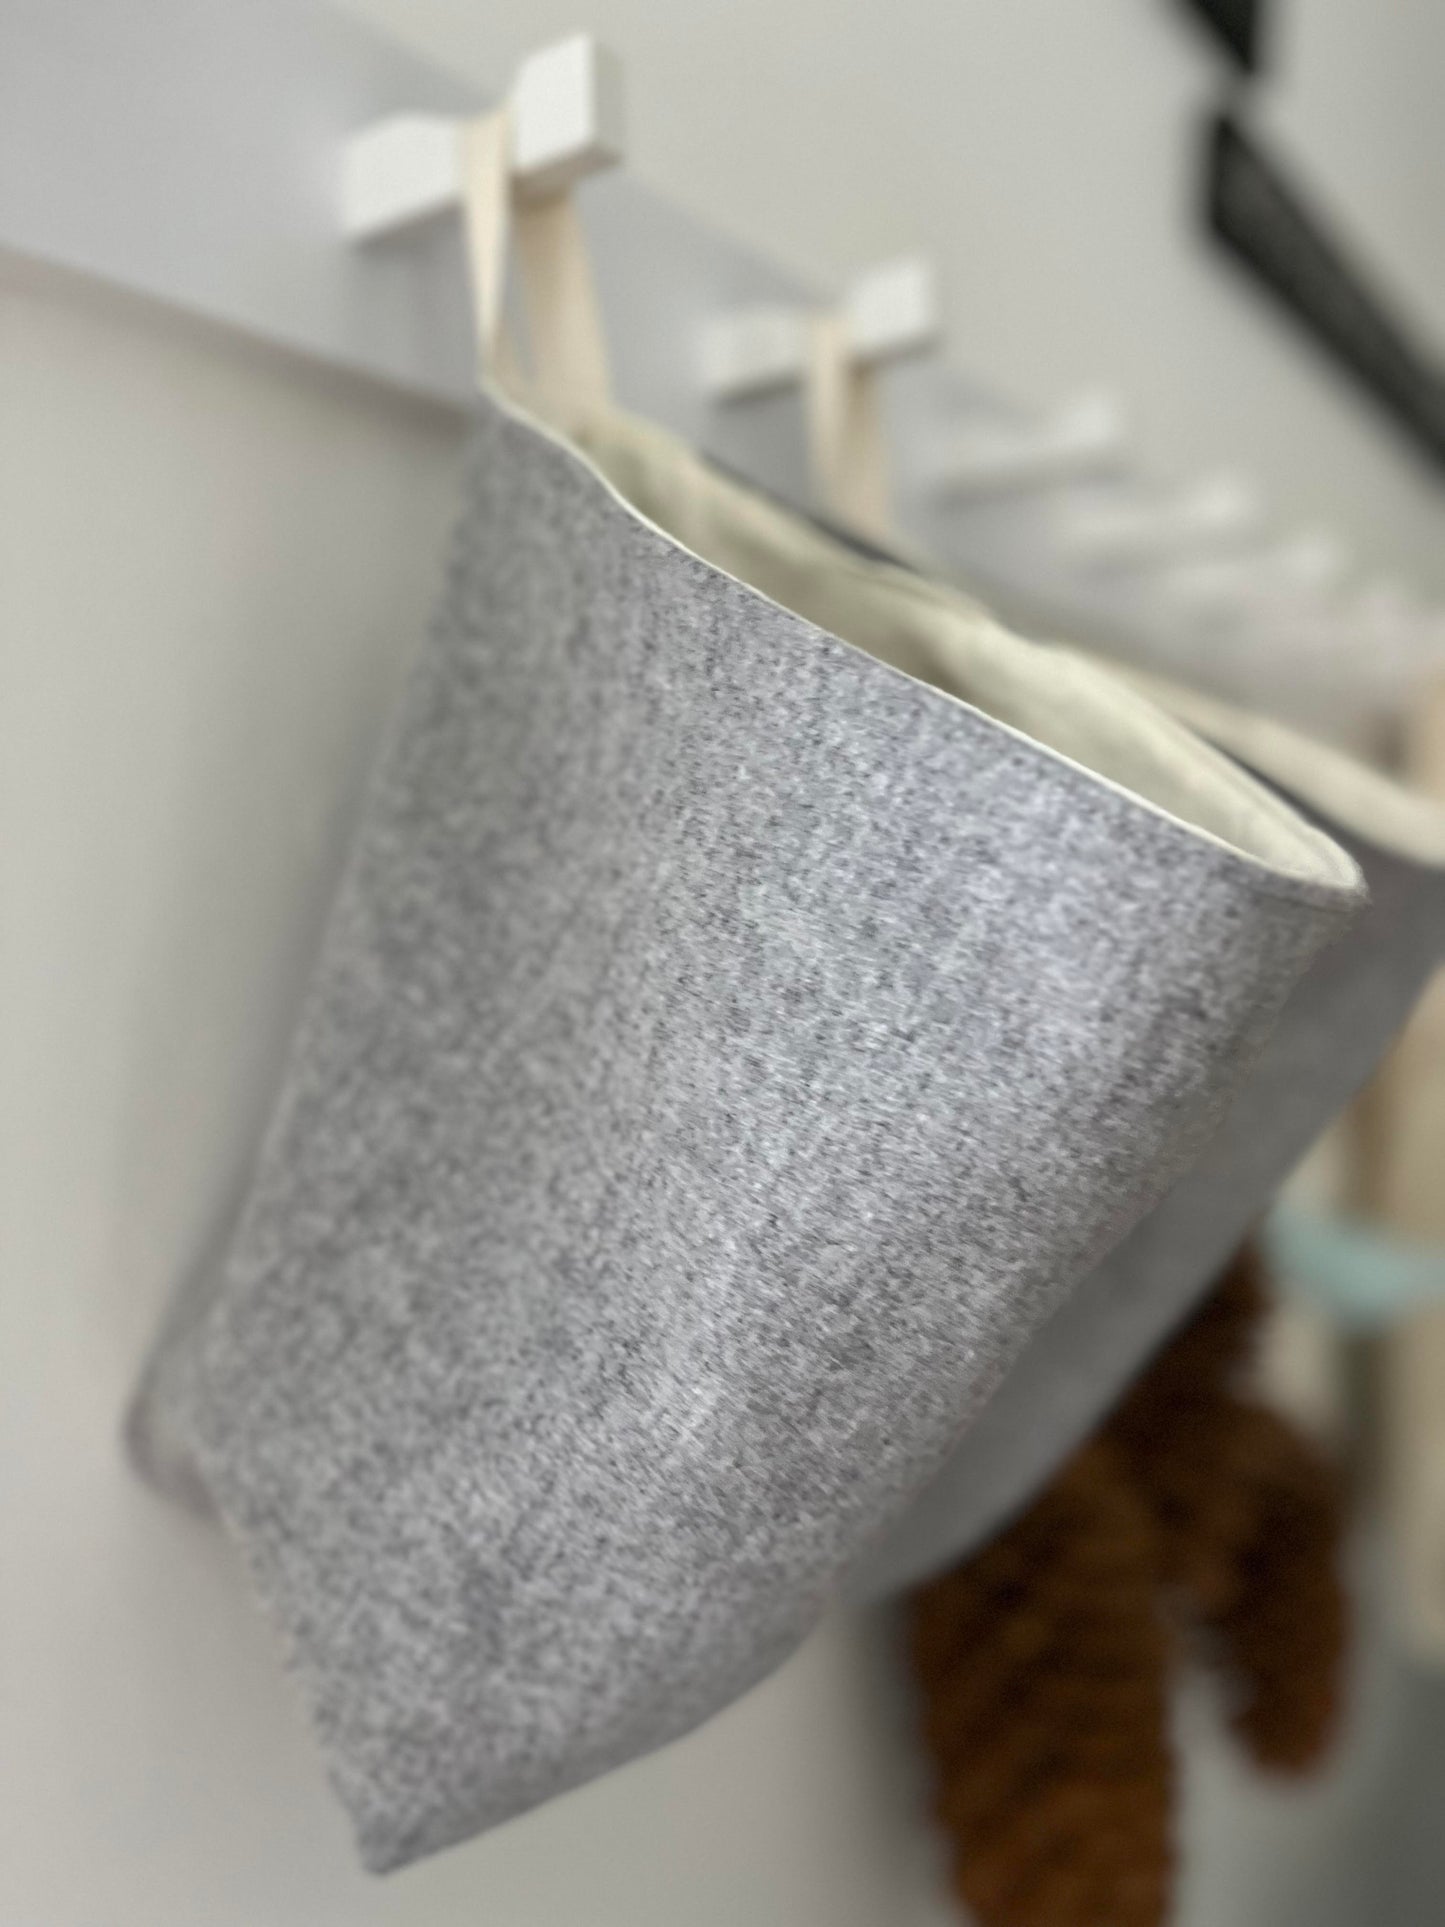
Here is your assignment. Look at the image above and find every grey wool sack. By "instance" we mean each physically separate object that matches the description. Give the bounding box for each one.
[125,115,1364,1872]
[855,674,1445,1602]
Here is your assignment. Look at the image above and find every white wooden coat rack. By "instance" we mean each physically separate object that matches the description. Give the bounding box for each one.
[3,0,1439,707]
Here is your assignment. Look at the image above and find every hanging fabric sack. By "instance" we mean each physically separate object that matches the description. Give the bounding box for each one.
[855,671,1445,1599]
[127,109,1362,1870]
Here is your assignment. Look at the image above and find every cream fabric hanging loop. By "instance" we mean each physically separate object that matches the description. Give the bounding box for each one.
[460,110,519,390]
[460,107,612,415]
[805,312,895,543]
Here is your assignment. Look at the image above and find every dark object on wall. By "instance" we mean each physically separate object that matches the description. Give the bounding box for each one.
[908,1242,1349,1927]
[1206,113,1445,476]
[1177,0,1268,73]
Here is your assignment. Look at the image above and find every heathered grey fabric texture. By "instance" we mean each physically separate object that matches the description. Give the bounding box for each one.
[127,391,1360,1873]
[855,703,1445,1602]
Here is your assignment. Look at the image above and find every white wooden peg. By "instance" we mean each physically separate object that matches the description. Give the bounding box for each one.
[927,390,1128,499]
[700,255,940,401]
[1265,530,1350,597]
[1164,530,1349,618]
[1060,472,1263,571]
[341,35,625,241]
[510,36,626,202]
[841,255,940,365]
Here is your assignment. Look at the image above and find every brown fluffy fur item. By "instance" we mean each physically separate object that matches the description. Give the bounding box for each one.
[907,1243,1348,1927]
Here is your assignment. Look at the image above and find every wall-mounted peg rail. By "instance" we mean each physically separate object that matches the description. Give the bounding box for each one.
[3,0,1439,713]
